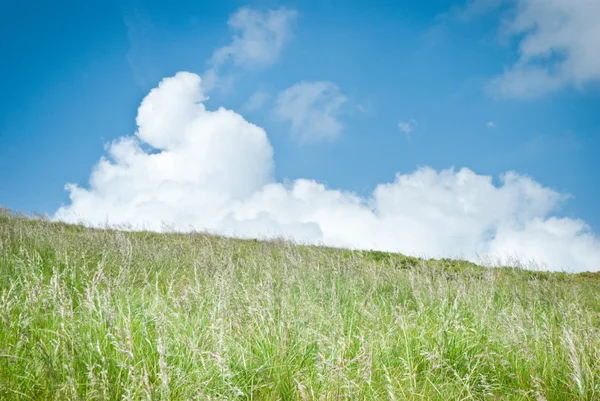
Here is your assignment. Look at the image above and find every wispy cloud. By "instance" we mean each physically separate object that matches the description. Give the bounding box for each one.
[204,7,297,91]
[123,8,163,88]
[274,81,347,142]
[398,119,418,140]
[398,122,413,134]
[243,91,271,112]
[470,0,600,98]
[460,0,506,19]
[486,121,496,128]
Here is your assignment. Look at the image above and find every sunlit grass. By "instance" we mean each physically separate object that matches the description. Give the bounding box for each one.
[1,210,599,400]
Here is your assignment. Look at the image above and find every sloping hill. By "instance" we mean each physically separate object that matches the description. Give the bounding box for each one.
[1,210,599,400]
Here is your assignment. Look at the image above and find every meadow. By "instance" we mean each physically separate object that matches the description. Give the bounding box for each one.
[1,209,599,400]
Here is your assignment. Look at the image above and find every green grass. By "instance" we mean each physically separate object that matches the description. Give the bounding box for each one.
[1,210,600,400]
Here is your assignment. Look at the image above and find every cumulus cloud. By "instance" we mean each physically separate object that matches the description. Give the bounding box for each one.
[55,72,600,272]
[274,81,347,142]
[204,7,297,90]
[480,0,600,98]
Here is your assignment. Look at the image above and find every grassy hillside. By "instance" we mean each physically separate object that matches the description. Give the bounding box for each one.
[1,210,600,400]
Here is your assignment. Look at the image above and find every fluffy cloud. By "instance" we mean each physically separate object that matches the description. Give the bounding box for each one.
[274,81,347,142]
[481,0,600,98]
[55,72,600,272]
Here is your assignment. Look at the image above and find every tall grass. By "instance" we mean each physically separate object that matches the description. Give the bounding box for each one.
[1,211,599,400]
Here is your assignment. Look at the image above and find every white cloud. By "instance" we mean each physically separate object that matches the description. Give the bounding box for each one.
[274,81,347,142]
[482,0,600,98]
[398,119,417,138]
[486,121,496,128]
[55,72,600,272]
[204,7,297,90]
[243,91,271,111]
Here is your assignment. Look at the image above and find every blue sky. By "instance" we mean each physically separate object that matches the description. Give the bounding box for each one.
[1,0,599,271]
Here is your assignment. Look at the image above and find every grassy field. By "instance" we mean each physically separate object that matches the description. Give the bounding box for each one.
[1,210,600,400]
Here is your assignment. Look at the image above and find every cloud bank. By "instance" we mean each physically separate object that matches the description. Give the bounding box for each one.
[55,72,600,272]
[481,0,600,98]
